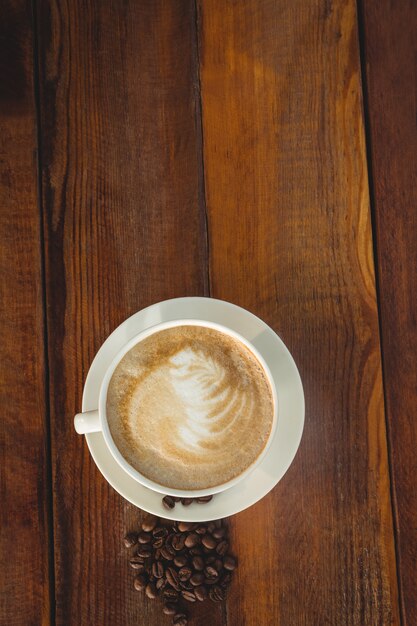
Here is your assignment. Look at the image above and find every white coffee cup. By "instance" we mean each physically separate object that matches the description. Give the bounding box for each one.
[74,319,278,498]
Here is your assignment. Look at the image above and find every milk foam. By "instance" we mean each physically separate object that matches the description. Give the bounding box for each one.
[107,326,274,490]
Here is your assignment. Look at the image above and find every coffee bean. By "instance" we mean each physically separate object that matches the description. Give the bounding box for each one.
[220,572,232,589]
[223,555,237,571]
[141,514,158,532]
[216,540,229,556]
[214,559,223,572]
[152,561,164,579]
[206,556,216,565]
[197,495,213,503]
[178,522,195,532]
[190,572,205,586]
[173,496,181,502]
[167,544,177,557]
[163,602,177,615]
[153,526,168,539]
[138,531,152,544]
[163,587,179,602]
[129,556,145,569]
[204,565,218,579]
[123,532,138,548]
[133,574,147,591]
[202,534,217,550]
[207,522,216,533]
[181,590,197,603]
[204,566,219,585]
[154,548,162,561]
[181,498,194,506]
[209,585,224,602]
[195,526,207,535]
[161,545,176,560]
[152,537,164,549]
[194,585,208,602]
[137,546,152,559]
[156,577,167,591]
[189,547,202,556]
[172,533,186,551]
[130,564,146,575]
[174,554,188,568]
[166,567,180,591]
[184,533,200,548]
[192,556,204,571]
[212,527,226,540]
[173,614,188,626]
[180,580,193,591]
[163,496,176,509]
[178,567,192,582]
[145,582,157,599]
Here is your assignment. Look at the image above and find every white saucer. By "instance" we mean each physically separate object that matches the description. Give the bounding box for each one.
[83,297,304,521]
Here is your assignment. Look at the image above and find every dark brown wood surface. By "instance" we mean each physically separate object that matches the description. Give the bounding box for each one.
[1,0,415,624]
[360,2,417,624]
[36,0,219,624]
[199,0,399,624]
[0,1,51,624]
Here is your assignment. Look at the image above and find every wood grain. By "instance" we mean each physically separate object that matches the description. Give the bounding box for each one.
[37,0,216,624]
[198,0,400,624]
[360,2,417,624]
[0,1,51,625]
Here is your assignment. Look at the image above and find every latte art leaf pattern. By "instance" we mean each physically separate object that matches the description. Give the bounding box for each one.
[168,348,254,450]
[107,326,274,490]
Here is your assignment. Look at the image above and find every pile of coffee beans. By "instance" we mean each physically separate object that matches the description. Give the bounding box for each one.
[124,514,237,624]
[162,495,213,509]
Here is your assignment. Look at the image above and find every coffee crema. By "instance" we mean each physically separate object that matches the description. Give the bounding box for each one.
[107,325,274,490]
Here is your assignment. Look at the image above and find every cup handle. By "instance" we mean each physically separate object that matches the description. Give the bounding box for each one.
[74,410,101,434]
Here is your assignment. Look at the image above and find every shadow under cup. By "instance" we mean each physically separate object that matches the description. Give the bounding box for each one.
[74,319,278,498]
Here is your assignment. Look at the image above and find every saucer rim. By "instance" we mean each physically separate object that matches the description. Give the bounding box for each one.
[83,296,304,521]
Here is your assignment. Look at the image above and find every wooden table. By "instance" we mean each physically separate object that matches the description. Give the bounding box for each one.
[1,1,416,624]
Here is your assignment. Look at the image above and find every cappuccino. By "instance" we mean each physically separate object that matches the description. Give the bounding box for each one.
[107,325,274,490]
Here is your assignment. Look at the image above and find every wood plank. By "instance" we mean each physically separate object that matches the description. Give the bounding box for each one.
[0,1,51,624]
[198,0,400,624]
[360,2,417,624]
[37,1,215,624]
